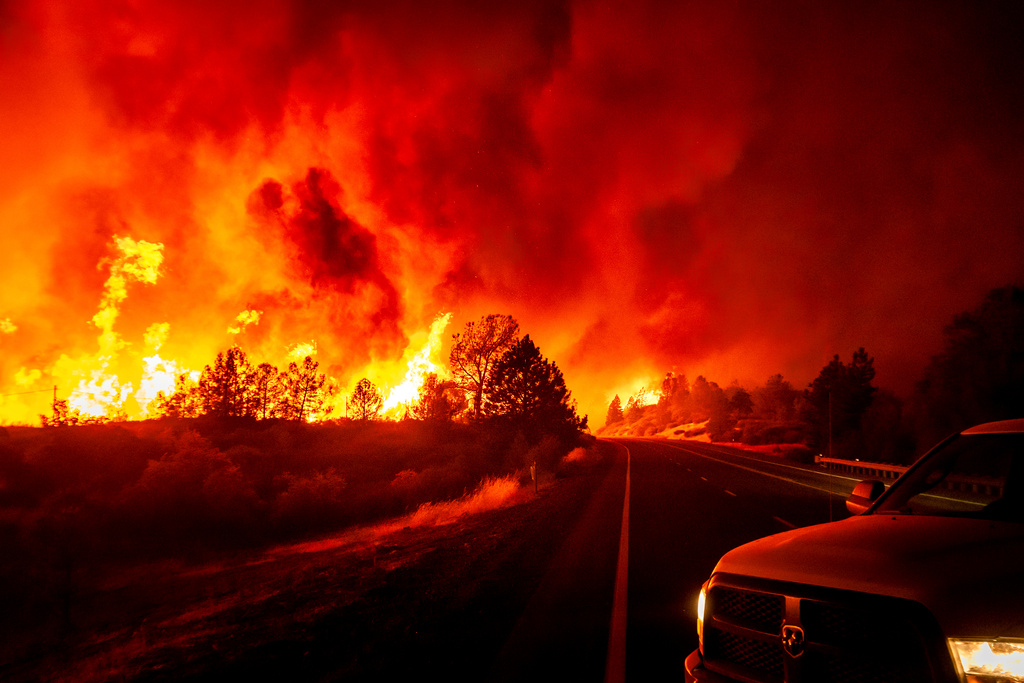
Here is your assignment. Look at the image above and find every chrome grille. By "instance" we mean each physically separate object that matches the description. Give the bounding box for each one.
[704,586,784,683]
[715,587,784,633]
[706,628,784,680]
[702,579,940,683]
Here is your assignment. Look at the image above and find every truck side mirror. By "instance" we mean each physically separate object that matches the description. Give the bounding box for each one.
[846,479,885,515]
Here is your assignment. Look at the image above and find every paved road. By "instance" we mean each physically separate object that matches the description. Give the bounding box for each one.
[611,438,864,681]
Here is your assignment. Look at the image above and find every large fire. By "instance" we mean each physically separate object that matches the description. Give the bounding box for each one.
[1,226,452,424]
[2,2,1023,427]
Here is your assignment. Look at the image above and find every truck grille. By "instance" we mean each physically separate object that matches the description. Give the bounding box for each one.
[702,577,941,683]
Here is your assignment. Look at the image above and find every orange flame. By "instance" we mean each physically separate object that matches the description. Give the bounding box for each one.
[2,229,451,423]
[227,309,262,336]
[381,312,452,416]
[48,236,169,418]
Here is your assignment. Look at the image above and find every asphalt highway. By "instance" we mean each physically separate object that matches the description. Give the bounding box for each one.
[610,438,863,681]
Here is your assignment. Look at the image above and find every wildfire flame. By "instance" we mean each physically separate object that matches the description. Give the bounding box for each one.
[381,312,453,416]
[0,229,452,424]
[627,385,659,408]
[50,236,168,418]
[288,341,318,361]
[227,309,263,335]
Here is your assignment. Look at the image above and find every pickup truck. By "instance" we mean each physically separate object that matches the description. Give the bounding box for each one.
[685,418,1024,683]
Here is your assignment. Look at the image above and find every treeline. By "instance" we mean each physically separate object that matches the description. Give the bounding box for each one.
[43,352,336,426]
[41,313,588,451]
[34,312,589,493]
[604,284,1024,463]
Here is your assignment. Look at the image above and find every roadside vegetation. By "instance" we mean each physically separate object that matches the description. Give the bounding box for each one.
[601,284,1024,465]
[2,314,593,635]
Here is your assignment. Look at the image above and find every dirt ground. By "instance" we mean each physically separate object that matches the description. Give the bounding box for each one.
[0,453,615,682]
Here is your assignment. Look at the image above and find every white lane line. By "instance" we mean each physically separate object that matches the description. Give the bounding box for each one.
[724,489,737,497]
[605,443,630,683]
[667,442,852,496]
[694,443,863,483]
[773,516,797,529]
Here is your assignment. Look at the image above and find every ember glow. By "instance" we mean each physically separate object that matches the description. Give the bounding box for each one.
[2,1,1024,426]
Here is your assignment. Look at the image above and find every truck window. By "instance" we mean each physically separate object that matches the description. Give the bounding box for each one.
[874,433,1024,520]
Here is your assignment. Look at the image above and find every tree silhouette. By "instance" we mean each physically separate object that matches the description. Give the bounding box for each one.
[449,314,519,418]
[486,335,586,441]
[252,362,283,419]
[690,376,725,423]
[198,347,254,417]
[153,372,203,418]
[727,386,754,418]
[803,348,877,455]
[349,378,383,421]
[753,374,800,422]
[282,356,326,422]
[412,373,463,423]
[913,284,1024,445]
[624,394,644,423]
[40,398,79,427]
[606,394,624,426]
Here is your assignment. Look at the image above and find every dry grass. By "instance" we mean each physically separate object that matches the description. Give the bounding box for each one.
[404,475,526,527]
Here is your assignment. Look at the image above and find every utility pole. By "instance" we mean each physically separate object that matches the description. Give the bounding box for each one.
[828,388,833,522]
[828,388,832,460]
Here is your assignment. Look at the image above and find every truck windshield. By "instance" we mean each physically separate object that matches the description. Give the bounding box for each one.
[874,433,1024,521]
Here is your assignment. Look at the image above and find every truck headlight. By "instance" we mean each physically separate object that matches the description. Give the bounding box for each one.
[949,638,1024,681]
[697,583,708,644]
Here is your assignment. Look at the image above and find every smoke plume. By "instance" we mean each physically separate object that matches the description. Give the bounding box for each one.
[1,0,1023,424]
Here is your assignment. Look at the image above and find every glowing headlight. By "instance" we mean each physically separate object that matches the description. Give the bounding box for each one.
[697,584,708,643]
[950,638,1024,681]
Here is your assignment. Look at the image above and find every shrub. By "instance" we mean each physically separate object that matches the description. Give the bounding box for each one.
[116,430,261,550]
[272,468,348,535]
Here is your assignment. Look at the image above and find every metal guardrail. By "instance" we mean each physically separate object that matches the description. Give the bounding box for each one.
[815,456,907,479]
[815,456,1003,497]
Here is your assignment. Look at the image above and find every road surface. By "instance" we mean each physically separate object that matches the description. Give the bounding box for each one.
[610,438,862,681]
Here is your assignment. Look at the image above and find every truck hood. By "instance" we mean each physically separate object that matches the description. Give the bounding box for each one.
[714,514,1024,637]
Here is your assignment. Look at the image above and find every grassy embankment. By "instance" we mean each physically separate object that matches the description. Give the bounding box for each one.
[0,417,591,645]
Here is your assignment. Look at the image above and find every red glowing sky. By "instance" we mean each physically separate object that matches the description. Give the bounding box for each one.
[1,0,1023,425]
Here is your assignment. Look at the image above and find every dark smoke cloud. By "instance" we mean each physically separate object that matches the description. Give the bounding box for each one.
[6,0,1024,424]
[248,168,402,332]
